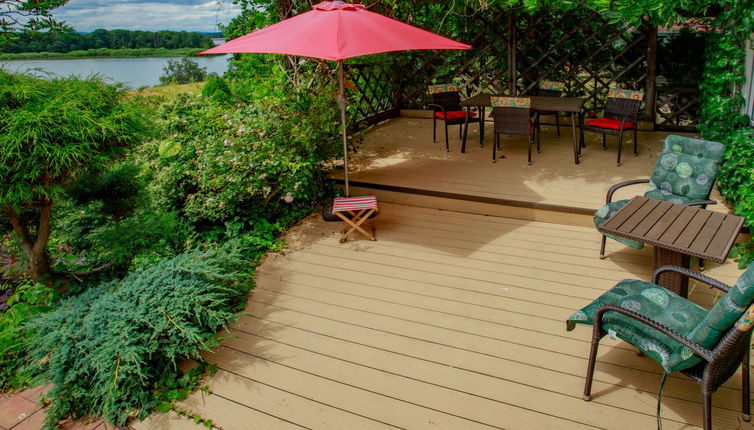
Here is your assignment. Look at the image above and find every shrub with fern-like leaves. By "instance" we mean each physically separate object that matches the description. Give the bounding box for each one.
[26,245,251,428]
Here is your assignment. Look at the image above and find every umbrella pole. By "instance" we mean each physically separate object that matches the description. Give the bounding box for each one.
[338,59,349,196]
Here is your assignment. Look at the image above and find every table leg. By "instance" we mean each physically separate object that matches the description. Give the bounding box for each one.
[462,107,469,153]
[570,112,579,164]
[653,247,690,298]
[480,107,485,147]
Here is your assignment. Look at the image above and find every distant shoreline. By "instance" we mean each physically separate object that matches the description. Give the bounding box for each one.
[0,48,222,61]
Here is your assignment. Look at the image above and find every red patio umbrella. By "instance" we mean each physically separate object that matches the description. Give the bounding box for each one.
[199,1,470,195]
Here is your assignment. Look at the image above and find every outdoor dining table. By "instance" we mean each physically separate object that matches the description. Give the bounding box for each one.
[598,195,745,298]
[459,94,586,164]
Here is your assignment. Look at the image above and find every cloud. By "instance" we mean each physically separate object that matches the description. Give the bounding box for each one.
[55,0,243,32]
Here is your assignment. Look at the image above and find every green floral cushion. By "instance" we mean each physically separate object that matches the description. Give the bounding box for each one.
[539,80,565,91]
[690,265,754,348]
[608,88,644,100]
[428,84,459,94]
[490,96,531,108]
[567,279,706,372]
[567,265,754,373]
[593,200,644,249]
[644,135,724,204]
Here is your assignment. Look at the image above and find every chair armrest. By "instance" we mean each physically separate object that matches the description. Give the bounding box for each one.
[605,179,650,204]
[593,304,715,362]
[426,103,446,112]
[684,200,717,207]
[652,265,731,293]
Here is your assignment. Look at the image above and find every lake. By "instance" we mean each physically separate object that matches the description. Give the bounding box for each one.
[1,55,230,89]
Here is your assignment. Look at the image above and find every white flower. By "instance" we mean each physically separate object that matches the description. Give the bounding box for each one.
[283,193,294,203]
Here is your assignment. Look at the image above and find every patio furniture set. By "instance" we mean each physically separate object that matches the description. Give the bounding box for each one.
[428,82,643,166]
[570,134,752,430]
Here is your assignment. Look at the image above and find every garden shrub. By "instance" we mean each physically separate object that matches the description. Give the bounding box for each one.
[159,58,209,85]
[26,245,252,428]
[201,75,234,104]
[697,4,754,267]
[149,73,340,227]
[0,281,56,390]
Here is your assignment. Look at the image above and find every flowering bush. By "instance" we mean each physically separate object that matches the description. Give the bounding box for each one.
[148,79,341,226]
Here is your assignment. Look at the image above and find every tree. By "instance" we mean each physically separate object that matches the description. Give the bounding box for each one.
[0,71,147,285]
[159,58,209,85]
[0,0,71,44]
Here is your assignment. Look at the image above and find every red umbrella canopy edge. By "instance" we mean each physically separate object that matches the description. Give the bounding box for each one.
[198,1,471,60]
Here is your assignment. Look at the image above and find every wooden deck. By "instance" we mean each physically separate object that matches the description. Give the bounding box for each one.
[135,202,752,430]
[332,116,724,220]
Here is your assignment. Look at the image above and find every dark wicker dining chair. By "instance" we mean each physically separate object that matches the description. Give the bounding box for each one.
[566,264,754,430]
[581,88,644,166]
[533,80,565,136]
[490,96,538,165]
[426,84,479,152]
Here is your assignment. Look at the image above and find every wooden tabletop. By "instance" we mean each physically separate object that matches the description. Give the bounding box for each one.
[598,196,744,263]
[460,94,586,113]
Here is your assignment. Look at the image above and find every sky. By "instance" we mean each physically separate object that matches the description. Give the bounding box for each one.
[55,0,244,32]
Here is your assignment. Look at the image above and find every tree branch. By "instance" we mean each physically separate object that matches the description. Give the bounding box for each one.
[2,205,33,255]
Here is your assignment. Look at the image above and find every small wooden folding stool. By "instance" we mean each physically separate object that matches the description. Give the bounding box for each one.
[331,196,378,243]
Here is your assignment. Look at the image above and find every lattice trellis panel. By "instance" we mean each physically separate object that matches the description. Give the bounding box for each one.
[396,8,648,115]
[515,10,647,112]
[655,87,700,130]
[345,62,401,125]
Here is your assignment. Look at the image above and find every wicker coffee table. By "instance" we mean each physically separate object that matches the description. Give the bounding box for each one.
[598,195,744,297]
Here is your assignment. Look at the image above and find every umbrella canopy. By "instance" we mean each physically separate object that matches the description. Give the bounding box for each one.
[200,1,470,59]
[199,1,470,195]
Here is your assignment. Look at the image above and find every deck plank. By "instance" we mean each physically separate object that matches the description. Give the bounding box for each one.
[135,203,750,430]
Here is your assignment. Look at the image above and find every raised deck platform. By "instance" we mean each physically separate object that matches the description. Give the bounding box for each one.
[332,116,726,226]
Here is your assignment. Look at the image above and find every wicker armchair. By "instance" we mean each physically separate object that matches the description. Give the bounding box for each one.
[566,265,754,430]
[490,97,539,165]
[581,89,643,166]
[595,135,725,259]
[533,80,565,136]
[426,84,479,152]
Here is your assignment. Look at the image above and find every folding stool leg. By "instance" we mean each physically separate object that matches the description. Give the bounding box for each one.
[433,117,437,142]
[599,235,607,259]
[602,134,606,150]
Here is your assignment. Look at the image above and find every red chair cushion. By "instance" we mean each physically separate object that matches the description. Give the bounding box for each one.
[435,110,477,120]
[586,118,635,130]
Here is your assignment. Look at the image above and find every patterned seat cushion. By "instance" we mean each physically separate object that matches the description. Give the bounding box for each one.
[567,279,707,372]
[643,137,724,205]
[689,266,754,349]
[586,118,636,130]
[593,200,644,249]
[435,110,476,120]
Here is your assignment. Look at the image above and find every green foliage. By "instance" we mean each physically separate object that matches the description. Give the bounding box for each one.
[26,245,252,428]
[696,1,754,267]
[202,75,234,104]
[149,71,340,226]
[159,58,209,85]
[0,0,71,44]
[0,47,207,61]
[0,70,148,283]
[2,29,213,54]
[0,281,56,390]
[0,70,146,210]
[67,163,146,223]
[154,362,218,428]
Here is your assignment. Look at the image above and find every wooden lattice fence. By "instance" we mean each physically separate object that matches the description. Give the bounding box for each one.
[343,6,703,130]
